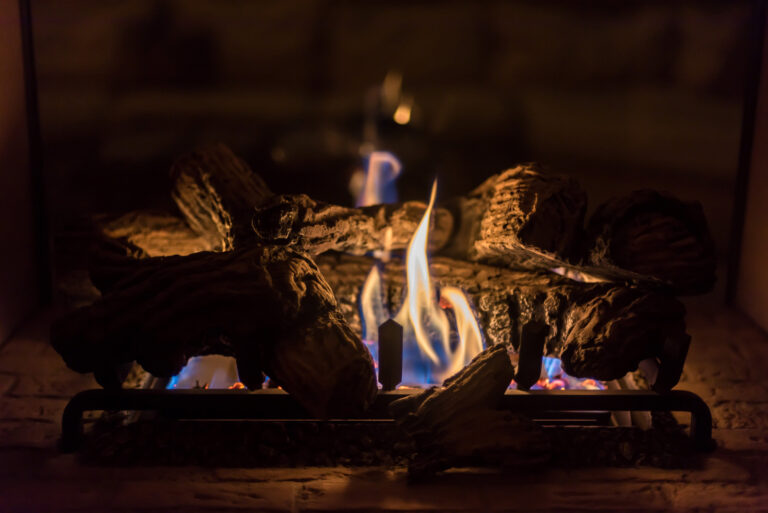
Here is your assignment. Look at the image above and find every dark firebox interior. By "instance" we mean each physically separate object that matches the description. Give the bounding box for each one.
[37,1,749,290]
[2,1,768,511]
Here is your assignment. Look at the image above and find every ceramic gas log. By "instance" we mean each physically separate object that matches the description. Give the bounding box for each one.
[389,344,551,480]
[169,144,454,256]
[585,190,717,295]
[315,253,690,391]
[74,144,710,400]
[52,246,378,418]
[97,145,715,293]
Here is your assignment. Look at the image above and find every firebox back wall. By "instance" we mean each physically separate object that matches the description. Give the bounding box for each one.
[32,0,752,300]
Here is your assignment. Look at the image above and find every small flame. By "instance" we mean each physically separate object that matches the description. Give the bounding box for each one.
[439,286,484,377]
[360,180,485,385]
[509,356,605,390]
[355,151,403,207]
[393,95,413,125]
[360,265,387,344]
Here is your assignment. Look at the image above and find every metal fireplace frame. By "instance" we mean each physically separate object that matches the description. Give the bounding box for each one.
[59,387,715,453]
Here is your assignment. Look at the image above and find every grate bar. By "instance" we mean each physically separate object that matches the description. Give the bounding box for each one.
[60,388,714,452]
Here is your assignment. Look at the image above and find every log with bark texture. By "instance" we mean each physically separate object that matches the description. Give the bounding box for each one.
[443,164,587,267]
[83,243,688,390]
[251,193,453,255]
[112,150,652,288]
[52,246,378,418]
[585,190,716,295]
[315,253,689,390]
[559,286,690,385]
[170,143,273,251]
[95,210,220,258]
[441,165,666,287]
[389,345,551,479]
[87,198,455,295]
[169,144,453,256]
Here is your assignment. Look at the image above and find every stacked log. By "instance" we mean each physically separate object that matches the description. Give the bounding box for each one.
[390,345,551,480]
[53,143,717,453]
[314,252,689,391]
[444,164,587,267]
[170,143,273,250]
[95,210,219,258]
[53,246,378,418]
[585,190,716,295]
[251,193,453,256]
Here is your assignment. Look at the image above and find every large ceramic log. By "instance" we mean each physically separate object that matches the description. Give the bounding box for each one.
[559,286,690,387]
[389,345,550,479]
[95,210,219,258]
[52,246,378,418]
[444,164,587,268]
[585,190,716,295]
[251,193,453,255]
[314,253,688,390]
[170,143,273,250]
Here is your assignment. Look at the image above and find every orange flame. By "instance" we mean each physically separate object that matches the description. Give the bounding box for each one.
[438,286,484,377]
[360,180,484,384]
[360,265,386,343]
[394,180,450,368]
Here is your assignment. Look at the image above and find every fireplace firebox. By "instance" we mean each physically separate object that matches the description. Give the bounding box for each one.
[5,0,767,485]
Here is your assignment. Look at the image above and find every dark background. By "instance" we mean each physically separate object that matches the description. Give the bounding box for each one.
[31,0,754,300]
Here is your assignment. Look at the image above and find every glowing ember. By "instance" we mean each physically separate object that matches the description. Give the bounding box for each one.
[509,356,605,390]
[360,180,485,385]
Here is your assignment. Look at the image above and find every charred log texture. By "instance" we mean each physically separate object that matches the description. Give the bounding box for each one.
[170,143,273,251]
[444,164,587,268]
[251,193,453,255]
[315,253,689,389]
[586,190,716,295]
[101,152,670,291]
[95,210,220,258]
[125,143,453,257]
[389,345,550,479]
[559,287,691,384]
[93,198,454,260]
[52,246,378,418]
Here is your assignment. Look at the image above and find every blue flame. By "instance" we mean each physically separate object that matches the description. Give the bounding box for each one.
[355,151,402,207]
[165,355,240,389]
[510,356,605,390]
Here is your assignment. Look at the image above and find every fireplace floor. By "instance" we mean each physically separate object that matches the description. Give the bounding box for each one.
[1,301,767,512]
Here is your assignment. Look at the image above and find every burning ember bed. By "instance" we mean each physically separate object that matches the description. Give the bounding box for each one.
[52,144,717,478]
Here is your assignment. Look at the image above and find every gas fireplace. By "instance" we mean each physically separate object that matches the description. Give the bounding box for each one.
[52,139,716,477]
[8,1,768,511]
[8,0,764,491]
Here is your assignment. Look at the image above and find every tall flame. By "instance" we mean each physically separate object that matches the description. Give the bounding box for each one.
[360,180,485,385]
[394,180,450,366]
